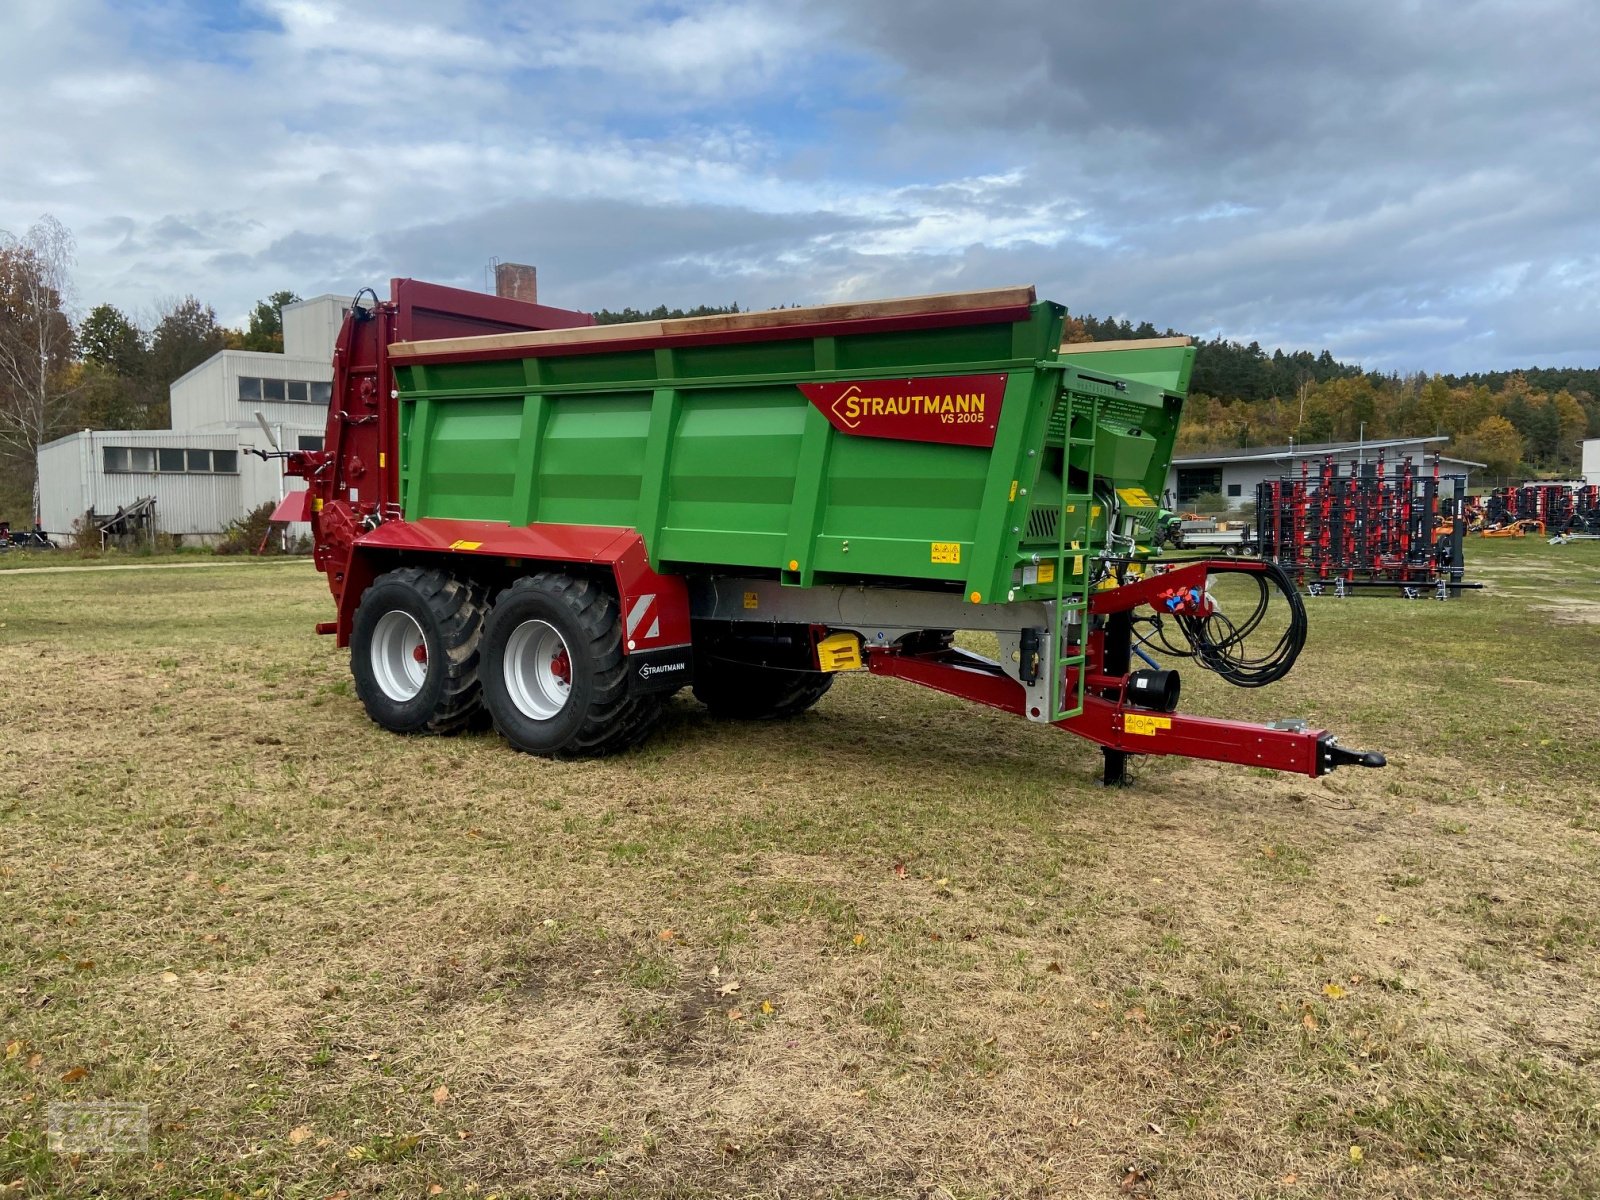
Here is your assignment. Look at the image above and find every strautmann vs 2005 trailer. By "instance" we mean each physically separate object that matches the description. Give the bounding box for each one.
[271,280,1384,784]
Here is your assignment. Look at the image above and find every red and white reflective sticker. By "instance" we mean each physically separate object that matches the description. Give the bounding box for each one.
[798,373,1008,448]
[625,592,660,642]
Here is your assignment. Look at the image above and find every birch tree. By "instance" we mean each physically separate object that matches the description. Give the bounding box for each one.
[0,215,77,520]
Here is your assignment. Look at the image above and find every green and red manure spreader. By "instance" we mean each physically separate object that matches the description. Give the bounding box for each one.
[279,279,1384,783]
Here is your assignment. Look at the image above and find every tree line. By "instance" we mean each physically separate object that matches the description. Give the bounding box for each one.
[0,216,301,523]
[4,210,1594,524]
[1064,313,1597,479]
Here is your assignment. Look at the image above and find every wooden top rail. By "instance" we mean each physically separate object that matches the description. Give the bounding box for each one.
[1059,336,1193,352]
[390,285,1037,358]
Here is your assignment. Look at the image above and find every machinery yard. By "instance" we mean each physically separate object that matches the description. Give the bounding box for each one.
[2,537,1597,1198]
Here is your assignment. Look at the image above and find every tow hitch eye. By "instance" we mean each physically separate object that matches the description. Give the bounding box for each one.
[1319,737,1387,773]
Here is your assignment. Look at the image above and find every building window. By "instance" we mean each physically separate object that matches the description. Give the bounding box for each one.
[1175,467,1223,505]
[297,435,324,452]
[1226,483,1243,498]
[103,446,238,475]
[239,376,329,404]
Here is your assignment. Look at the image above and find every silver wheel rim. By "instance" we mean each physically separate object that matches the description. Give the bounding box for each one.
[371,610,429,702]
[503,619,572,721]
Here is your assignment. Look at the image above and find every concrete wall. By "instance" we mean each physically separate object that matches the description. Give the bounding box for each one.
[170,350,332,434]
[282,294,348,362]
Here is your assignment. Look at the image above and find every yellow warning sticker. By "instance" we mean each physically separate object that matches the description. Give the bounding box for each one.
[312,497,324,513]
[1125,714,1172,736]
[448,539,483,551]
[931,541,961,565]
[379,452,387,469]
[1036,562,1055,584]
[1091,505,1102,519]
[1073,555,1083,576]
[1117,486,1155,508]
[1008,479,1019,502]
[743,591,759,610]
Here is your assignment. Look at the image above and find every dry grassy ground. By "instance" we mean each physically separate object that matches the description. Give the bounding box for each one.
[1,538,1598,1199]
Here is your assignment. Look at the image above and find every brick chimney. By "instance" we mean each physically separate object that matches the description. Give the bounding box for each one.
[494,262,538,303]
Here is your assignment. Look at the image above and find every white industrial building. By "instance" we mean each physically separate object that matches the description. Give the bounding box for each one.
[1164,436,1485,510]
[37,295,348,543]
[1583,438,1600,486]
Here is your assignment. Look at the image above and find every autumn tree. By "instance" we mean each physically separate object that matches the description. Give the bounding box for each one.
[230,290,301,353]
[0,215,78,522]
[144,296,224,426]
[1456,414,1524,480]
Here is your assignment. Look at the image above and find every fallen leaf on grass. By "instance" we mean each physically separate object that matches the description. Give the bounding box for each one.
[1279,1172,1298,1184]
[851,932,867,949]
[892,862,907,879]
[287,1126,312,1146]
[3,1042,18,1059]
[760,1000,775,1015]
[1349,1145,1364,1164]
[160,971,178,984]
[74,960,94,972]
[1124,1006,1148,1025]
[727,1008,743,1021]
[657,928,676,943]
[1046,962,1063,974]
[717,981,740,997]
[432,1085,450,1106]
[1302,1012,1318,1030]
[428,1187,443,1197]
[59,1067,88,1083]
[1322,983,1346,1000]
[1374,914,1394,926]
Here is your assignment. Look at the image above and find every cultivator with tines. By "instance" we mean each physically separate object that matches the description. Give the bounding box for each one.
[1255,454,1470,598]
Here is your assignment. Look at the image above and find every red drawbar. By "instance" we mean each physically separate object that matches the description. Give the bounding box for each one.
[865,626,1332,779]
[339,518,691,653]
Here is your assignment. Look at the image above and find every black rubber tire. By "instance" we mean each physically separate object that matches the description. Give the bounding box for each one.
[349,567,485,735]
[481,573,661,757]
[693,656,833,720]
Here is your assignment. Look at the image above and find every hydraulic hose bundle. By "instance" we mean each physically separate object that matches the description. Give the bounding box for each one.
[1141,562,1307,688]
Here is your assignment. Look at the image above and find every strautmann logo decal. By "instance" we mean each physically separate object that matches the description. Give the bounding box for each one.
[798,373,1009,449]
[829,386,989,428]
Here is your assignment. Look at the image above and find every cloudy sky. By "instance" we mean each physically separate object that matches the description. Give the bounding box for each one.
[2,0,1596,372]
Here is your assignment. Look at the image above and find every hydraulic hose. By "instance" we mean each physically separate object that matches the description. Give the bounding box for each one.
[1141,561,1307,688]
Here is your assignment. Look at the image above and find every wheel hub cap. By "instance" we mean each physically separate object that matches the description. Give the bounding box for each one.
[371,610,428,702]
[504,620,573,721]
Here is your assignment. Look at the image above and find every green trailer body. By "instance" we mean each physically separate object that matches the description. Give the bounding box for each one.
[288,278,1383,779]
[391,300,1192,613]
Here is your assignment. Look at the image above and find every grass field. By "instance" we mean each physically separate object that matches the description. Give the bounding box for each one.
[2,538,1598,1198]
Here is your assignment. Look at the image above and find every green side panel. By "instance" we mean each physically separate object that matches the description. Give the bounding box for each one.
[393,299,1192,603]
[536,394,651,526]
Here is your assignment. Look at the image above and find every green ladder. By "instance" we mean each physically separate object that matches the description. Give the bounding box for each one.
[1052,388,1100,721]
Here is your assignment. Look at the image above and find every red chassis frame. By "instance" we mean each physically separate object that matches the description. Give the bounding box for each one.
[866,559,1382,781]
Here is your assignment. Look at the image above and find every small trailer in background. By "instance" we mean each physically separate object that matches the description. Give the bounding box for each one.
[274,280,1384,783]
